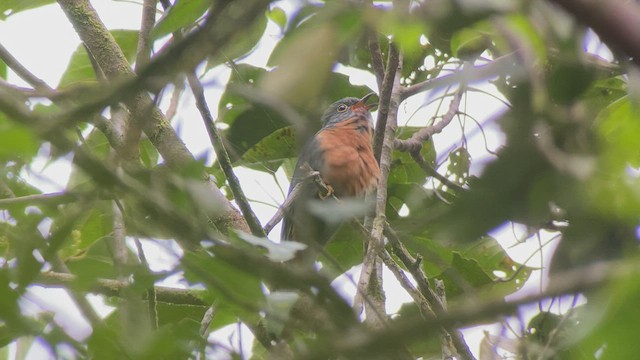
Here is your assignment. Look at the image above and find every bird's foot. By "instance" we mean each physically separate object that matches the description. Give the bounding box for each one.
[319,184,334,199]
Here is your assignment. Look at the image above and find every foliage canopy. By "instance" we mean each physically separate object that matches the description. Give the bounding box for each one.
[1,0,639,359]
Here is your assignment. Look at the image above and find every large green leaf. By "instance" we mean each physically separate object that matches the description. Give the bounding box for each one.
[400,235,531,298]
[0,0,55,19]
[238,126,297,172]
[206,11,268,69]
[182,251,264,322]
[321,224,365,279]
[64,237,124,285]
[596,96,640,168]
[0,112,38,163]
[58,30,139,88]
[569,271,640,359]
[151,0,210,39]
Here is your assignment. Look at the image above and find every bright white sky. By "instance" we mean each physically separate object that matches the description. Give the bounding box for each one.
[0,1,566,358]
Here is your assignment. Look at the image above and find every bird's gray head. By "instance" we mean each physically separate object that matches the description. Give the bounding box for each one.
[320,92,377,128]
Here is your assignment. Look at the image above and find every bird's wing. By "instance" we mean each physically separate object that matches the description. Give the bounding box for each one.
[280,135,325,242]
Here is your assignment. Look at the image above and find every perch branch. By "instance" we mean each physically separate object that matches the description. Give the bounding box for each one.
[264,168,324,235]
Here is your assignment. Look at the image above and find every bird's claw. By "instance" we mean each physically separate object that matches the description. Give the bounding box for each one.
[319,184,334,199]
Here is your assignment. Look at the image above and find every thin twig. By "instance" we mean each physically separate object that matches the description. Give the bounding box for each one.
[0,43,56,95]
[0,191,79,207]
[394,87,465,154]
[135,0,158,71]
[400,54,520,101]
[378,249,433,317]
[411,152,466,193]
[264,169,322,234]
[199,302,218,337]
[164,78,185,121]
[134,238,159,330]
[187,73,265,237]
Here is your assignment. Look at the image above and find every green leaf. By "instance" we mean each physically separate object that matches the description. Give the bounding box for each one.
[136,320,200,359]
[267,7,287,31]
[396,303,441,357]
[546,60,595,105]
[321,224,365,279]
[596,96,640,168]
[571,272,640,359]
[399,235,530,298]
[0,0,55,19]
[497,15,546,62]
[0,59,6,80]
[0,113,38,163]
[64,239,123,285]
[238,126,297,172]
[140,138,160,168]
[450,25,491,61]
[388,127,437,186]
[446,146,471,186]
[218,64,268,127]
[206,12,268,69]
[59,30,139,88]
[582,76,627,115]
[151,0,210,39]
[265,291,299,336]
[234,231,306,262]
[182,252,264,320]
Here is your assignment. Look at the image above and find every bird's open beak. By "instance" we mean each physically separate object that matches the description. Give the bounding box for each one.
[352,92,378,111]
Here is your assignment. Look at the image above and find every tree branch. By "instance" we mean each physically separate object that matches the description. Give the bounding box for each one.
[36,271,208,306]
[0,191,80,207]
[187,73,265,237]
[0,43,56,95]
[358,46,403,327]
[384,223,476,360]
[135,0,158,71]
[56,0,260,234]
[373,43,399,162]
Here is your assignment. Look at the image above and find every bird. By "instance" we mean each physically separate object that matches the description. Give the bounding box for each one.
[280,93,380,265]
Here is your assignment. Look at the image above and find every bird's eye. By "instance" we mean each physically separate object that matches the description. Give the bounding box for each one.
[337,104,348,112]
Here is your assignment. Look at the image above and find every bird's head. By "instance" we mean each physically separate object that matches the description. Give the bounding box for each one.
[320,92,377,128]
